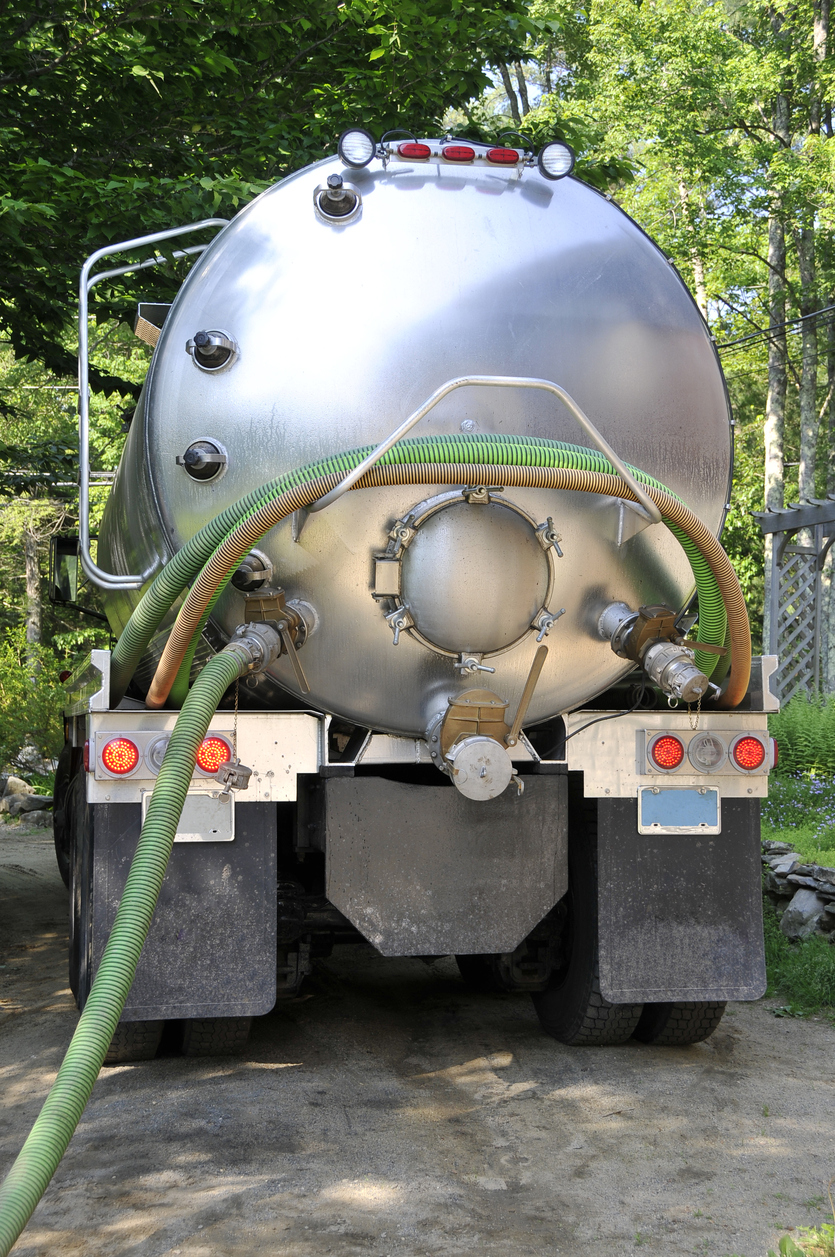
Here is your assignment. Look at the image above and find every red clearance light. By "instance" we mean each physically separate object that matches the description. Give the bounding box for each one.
[59,669,72,683]
[398,142,431,160]
[650,734,685,771]
[772,738,779,769]
[101,737,140,776]
[196,736,232,774]
[486,147,520,165]
[83,740,90,772]
[442,145,475,163]
[732,735,766,772]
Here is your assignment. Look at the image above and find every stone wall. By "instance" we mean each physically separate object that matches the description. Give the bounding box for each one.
[762,840,835,940]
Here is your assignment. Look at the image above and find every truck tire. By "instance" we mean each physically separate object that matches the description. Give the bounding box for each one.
[103,1020,164,1064]
[531,801,643,1046]
[633,1001,726,1046]
[53,742,77,890]
[180,1017,252,1057]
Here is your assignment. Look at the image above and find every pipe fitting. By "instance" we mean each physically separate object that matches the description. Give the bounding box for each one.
[227,623,282,673]
[642,641,710,703]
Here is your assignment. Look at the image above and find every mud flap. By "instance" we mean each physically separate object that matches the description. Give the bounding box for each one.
[596,797,766,1002]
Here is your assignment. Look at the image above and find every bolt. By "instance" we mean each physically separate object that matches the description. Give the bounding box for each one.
[327,173,344,190]
[194,331,210,348]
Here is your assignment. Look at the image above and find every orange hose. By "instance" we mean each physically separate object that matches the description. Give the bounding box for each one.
[145,465,750,711]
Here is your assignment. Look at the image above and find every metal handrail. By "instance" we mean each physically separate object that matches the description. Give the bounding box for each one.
[78,219,229,590]
[308,375,663,523]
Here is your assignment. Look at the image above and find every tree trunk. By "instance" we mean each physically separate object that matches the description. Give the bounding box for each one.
[514,61,531,115]
[24,526,41,649]
[797,224,818,504]
[498,63,521,125]
[678,181,708,319]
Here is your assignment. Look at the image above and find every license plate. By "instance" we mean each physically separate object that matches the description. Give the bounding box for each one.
[638,786,720,835]
[141,790,235,842]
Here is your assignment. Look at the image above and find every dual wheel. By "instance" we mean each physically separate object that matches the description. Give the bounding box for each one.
[460,801,725,1048]
[104,1017,253,1064]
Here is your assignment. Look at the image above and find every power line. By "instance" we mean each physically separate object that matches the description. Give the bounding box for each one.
[716,303,835,351]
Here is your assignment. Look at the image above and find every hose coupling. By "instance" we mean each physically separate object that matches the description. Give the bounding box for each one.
[598,600,710,703]
[227,622,282,673]
[641,641,710,703]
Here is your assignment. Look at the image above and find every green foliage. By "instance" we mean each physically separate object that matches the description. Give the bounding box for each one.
[770,1226,835,1257]
[1,0,532,387]
[0,626,66,774]
[769,695,835,776]
[763,899,835,1017]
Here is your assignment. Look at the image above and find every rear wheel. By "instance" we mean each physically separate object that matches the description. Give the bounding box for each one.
[633,1001,726,1046]
[532,799,643,1046]
[53,742,79,890]
[180,1017,252,1057]
[103,1020,164,1064]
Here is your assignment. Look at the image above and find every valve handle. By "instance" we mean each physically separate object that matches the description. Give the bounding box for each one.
[506,645,548,747]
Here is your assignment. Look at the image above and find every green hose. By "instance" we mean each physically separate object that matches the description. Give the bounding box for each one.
[0,646,248,1257]
[110,432,726,704]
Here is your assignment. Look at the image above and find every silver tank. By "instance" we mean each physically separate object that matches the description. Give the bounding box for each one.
[99,146,732,736]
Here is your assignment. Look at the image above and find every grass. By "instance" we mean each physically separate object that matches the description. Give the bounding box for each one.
[762,774,835,867]
[763,900,835,1017]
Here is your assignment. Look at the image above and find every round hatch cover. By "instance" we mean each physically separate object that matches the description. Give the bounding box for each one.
[400,501,549,654]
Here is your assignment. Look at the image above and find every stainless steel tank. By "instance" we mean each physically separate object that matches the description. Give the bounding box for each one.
[99,143,732,736]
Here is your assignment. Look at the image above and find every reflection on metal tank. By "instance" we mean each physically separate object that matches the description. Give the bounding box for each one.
[98,150,732,736]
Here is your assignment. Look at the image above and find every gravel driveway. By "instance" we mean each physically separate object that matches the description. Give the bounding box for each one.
[2,826,834,1257]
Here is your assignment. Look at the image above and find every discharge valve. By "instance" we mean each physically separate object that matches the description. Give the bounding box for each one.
[598,601,722,704]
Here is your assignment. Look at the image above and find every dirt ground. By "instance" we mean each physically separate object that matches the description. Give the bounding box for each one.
[2,824,834,1257]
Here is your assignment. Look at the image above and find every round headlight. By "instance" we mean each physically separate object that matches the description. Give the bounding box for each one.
[537,141,575,180]
[337,128,377,168]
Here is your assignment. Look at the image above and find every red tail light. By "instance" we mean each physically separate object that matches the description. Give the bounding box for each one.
[442,145,475,163]
[732,735,766,772]
[101,737,140,776]
[195,736,232,774]
[649,734,685,771]
[486,147,520,165]
[398,142,431,160]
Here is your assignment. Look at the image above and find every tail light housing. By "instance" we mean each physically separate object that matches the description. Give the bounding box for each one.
[100,736,141,776]
[195,735,233,775]
[730,734,767,772]
[648,733,685,772]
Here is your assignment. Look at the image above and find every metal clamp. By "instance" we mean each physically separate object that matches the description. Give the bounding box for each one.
[78,218,229,590]
[307,375,664,525]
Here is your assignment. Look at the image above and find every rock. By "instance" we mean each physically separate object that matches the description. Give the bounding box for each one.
[786,874,825,891]
[764,870,795,897]
[22,810,52,828]
[780,888,827,940]
[3,776,34,798]
[818,905,835,933]
[763,840,793,853]
[770,855,801,876]
[16,794,52,813]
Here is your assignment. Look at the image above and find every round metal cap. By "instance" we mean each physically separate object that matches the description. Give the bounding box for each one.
[446,735,514,801]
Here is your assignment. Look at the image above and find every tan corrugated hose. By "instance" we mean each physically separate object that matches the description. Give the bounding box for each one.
[145,464,750,711]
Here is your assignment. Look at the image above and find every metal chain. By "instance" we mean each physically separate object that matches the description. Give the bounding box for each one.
[688,690,702,730]
[233,678,239,760]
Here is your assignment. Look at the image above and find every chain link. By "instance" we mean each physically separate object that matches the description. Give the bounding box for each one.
[688,690,702,730]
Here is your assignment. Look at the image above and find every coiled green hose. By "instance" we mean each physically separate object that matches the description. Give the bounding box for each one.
[110,432,727,705]
[0,646,248,1257]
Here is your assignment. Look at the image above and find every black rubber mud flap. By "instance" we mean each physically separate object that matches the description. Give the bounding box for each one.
[597,798,766,1003]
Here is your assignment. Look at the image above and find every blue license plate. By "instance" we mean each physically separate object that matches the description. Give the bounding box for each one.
[638,787,720,834]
